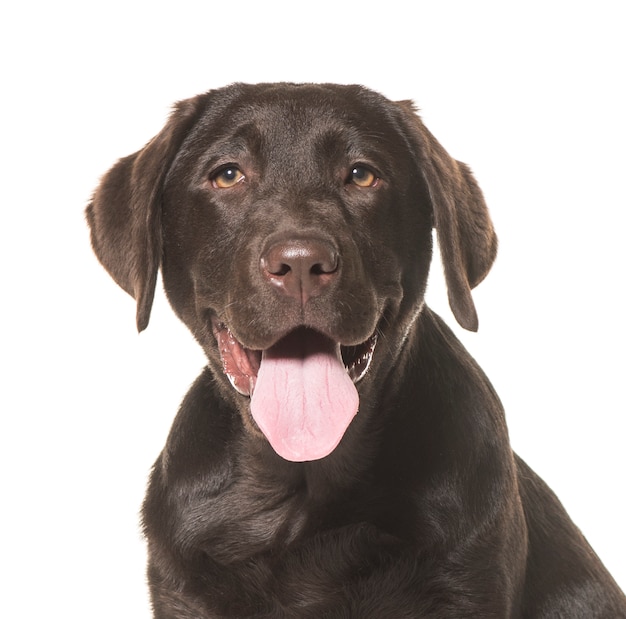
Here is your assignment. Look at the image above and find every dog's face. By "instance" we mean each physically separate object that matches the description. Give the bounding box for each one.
[87,83,496,462]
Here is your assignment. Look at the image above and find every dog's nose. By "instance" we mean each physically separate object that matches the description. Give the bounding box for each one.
[261,238,339,305]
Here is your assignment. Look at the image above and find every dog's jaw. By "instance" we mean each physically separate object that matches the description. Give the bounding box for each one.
[211,319,378,461]
[211,319,377,397]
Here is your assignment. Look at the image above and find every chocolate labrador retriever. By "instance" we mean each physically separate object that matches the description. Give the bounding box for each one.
[87,83,625,617]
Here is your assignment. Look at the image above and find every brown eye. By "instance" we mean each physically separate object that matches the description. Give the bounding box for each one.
[211,166,245,188]
[348,165,378,188]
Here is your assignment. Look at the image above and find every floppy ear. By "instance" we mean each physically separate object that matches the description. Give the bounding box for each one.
[86,95,208,332]
[396,101,497,331]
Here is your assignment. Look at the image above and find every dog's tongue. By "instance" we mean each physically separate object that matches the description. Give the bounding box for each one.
[250,329,358,462]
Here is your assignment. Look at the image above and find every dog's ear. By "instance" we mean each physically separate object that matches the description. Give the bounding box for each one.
[86,95,208,332]
[396,100,497,331]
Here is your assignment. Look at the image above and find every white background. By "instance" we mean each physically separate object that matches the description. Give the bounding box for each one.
[1,1,624,616]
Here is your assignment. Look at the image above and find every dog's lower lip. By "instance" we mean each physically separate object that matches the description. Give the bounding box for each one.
[212,321,261,396]
[211,319,377,396]
[341,334,378,383]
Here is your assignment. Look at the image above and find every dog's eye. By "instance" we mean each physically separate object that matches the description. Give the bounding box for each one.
[348,165,378,188]
[211,166,245,189]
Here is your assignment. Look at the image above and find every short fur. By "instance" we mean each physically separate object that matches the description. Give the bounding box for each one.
[87,83,625,618]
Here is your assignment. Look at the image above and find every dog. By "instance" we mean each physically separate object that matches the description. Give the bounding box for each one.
[87,83,626,617]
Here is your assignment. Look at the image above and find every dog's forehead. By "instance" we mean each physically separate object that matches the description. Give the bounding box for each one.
[215,83,390,122]
[195,83,404,154]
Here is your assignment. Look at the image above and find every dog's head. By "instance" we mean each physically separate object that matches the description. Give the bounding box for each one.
[87,83,496,462]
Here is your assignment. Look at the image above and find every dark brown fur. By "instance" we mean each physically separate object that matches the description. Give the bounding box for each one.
[87,83,625,617]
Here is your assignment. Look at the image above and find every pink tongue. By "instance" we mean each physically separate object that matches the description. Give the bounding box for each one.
[250,329,359,462]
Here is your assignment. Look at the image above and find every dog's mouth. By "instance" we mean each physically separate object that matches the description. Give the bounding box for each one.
[212,321,377,462]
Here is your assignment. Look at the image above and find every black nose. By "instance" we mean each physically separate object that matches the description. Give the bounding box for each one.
[261,238,339,305]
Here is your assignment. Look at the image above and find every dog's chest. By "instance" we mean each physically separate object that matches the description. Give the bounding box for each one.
[171,469,308,564]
